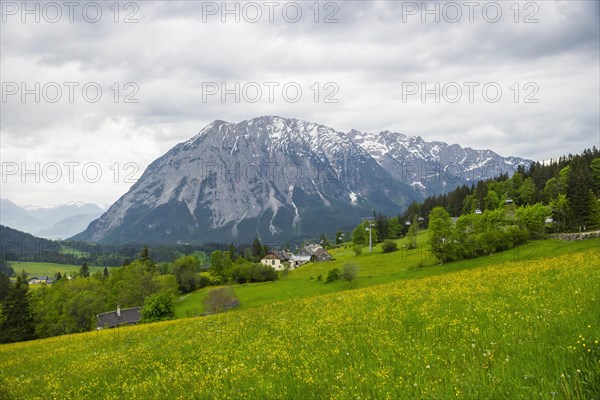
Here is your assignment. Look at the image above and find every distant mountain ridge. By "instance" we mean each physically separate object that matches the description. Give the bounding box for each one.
[0,199,105,239]
[347,129,530,197]
[72,116,531,245]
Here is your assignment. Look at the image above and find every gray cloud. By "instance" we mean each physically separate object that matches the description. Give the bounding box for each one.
[1,0,598,205]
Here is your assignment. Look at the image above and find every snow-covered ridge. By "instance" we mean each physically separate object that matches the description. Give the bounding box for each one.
[72,115,531,244]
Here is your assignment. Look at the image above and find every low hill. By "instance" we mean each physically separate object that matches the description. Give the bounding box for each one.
[0,225,63,262]
[1,250,598,399]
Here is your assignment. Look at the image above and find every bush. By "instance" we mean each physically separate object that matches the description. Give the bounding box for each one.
[196,273,211,289]
[141,291,175,323]
[325,268,341,283]
[352,244,363,256]
[381,239,398,253]
[317,275,322,281]
[342,263,359,287]
[231,263,278,284]
[203,288,239,314]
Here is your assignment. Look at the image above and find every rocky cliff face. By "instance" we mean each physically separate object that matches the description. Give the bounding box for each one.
[73,116,418,244]
[347,129,530,197]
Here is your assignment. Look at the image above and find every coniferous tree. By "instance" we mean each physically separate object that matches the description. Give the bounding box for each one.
[228,243,237,261]
[566,156,593,229]
[139,245,156,272]
[388,217,401,239]
[79,262,90,278]
[0,275,36,343]
[586,190,600,229]
[252,237,265,260]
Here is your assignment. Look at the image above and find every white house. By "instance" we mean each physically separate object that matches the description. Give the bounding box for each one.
[260,250,290,271]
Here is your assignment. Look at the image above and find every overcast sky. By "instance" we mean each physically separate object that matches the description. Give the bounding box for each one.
[1,0,598,206]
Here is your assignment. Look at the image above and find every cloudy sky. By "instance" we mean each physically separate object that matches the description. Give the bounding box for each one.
[1,0,598,206]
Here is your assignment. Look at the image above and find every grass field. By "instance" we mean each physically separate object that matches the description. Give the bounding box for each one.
[8,262,105,279]
[175,234,599,316]
[1,249,598,399]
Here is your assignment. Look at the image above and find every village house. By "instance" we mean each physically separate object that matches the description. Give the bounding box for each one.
[261,244,332,270]
[260,250,290,271]
[28,276,52,284]
[96,306,142,329]
[298,244,332,262]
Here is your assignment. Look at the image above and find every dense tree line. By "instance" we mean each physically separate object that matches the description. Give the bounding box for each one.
[0,223,276,269]
[0,240,279,343]
[401,148,600,232]
[428,206,534,263]
[345,148,599,255]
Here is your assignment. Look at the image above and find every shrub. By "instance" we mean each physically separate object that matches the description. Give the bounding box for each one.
[342,263,359,287]
[381,239,398,253]
[231,263,278,284]
[325,268,341,283]
[203,288,239,314]
[317,275,322,281]
[141,291,175,323]
[352,244,363,256]
[196,273,211,289]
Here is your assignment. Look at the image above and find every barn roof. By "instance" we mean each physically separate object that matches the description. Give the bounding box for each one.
[97,307,142,329]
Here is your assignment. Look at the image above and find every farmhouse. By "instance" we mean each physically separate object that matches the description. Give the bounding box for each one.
[298,244,332,262]
[260,250,290,270]
[96,306,142,329]
[28,276,52,284]
[261,243,333,270]
[289,255,311,269]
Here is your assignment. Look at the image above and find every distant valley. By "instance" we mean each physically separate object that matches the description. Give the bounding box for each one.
[0,199,106,239]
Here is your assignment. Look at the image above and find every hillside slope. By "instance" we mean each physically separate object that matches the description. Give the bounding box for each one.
[2,251,598,399]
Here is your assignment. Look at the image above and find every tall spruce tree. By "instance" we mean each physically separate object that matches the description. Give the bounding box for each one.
[0,275,36,343]
[566,156,593,229]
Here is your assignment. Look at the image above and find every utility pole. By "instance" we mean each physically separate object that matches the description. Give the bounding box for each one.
[366,221,375,252]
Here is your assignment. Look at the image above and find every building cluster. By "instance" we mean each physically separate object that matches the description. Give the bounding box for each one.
[260,243,332,270]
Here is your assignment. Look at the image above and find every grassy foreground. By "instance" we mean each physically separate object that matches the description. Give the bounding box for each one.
[1,250,599,399]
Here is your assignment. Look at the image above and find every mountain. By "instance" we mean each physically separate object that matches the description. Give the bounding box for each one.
[0,200,106,239]
[347,130,531,197]
[0,199,44,234]
[34,212,104,240]
[0,225,60,262]
[73,116,531,245]
[73,116,419,245]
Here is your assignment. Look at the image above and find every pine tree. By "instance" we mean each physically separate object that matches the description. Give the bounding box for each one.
[388,217,401,239]
[79,262,90,278]
[228,243,237,261]
[252,237,265,260]
[591,158,600,195]
[103,267,109,278]
[139,245,155,272]
[0,276,36,343]
[566,157,593,229]
[586,190,600,229]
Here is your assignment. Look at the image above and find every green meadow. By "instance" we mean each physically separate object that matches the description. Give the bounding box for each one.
[7,262,105,279]
[1,246,598,399]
